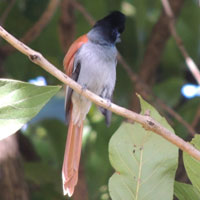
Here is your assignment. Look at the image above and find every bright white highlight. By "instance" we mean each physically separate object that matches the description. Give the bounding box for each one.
[181,84,200,98]
[62,171,73,197]
[21,124,28,132]
[28,76,47,86]
[185,57,200,85]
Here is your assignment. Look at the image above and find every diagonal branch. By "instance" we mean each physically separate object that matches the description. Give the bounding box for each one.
[192,105,200,129]
[161,0,200,85]
[0,0,16,45]
[131,0,184,113]
[156,99,196,136]
[0,25,200,161]
[0,0,59,56]
[138,0,185,84]
[0,0,16,26]
[59,0,75,52]
[72,0,95,26]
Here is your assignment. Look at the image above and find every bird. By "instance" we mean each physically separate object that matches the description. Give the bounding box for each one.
[62,11,126,197]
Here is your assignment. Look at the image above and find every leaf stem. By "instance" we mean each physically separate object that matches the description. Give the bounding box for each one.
[135,146,143,200]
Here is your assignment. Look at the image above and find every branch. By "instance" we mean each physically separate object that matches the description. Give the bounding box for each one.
[138,0,184,84]
[0,0,16,26]
[131,0,184,111]
[0,135,29,200]
[59,0,75,52]
[161,0,200,85]
[22,0,59,44]
[0,0,59,56]
[0,0,16,45]
[192,105,200,129]
[72,0,95,26]
[0,26,200,161]
[156,99,196,136]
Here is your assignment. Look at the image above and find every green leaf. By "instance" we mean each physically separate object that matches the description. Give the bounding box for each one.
[174,181,200,200]
[183,135,200,192]
[109,96,178,200]
[138,94,175,132]
[0,79,61,140]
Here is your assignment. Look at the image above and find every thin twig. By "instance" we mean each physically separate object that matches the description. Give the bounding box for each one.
[0,0,16,26]
[22,0,59,44]
[192,105,200,129]
[0,26,200,161]
[138,0,184,85]
[1,0,59,55]
[72,0,95,26]
[59,0,75,52]
[161,0,200,85]
[156,99,196,136]
[0,0,16,44]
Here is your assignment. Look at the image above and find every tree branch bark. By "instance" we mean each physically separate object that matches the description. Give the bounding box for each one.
[59,0,75,52]
[0,135,29,200]
[72,0,95,26]
[161,0,200,85]
[0,25,200,162]
[0,0,16,26]
[138,0,185,84]
[0,0,59,56]
[131,0,184,114]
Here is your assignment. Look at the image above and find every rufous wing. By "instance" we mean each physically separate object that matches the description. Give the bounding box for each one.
[62,34,88,197]
[63,34,88,121]
[63,34,88,76]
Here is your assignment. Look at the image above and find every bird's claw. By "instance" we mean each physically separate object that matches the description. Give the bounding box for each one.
[106,99,112,108]
[80,84,87,94]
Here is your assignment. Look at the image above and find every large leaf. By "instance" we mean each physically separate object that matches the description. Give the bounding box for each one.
[183,135,200,192]
[0,79,61,140]
[109,96,178,200]
[174,181,200,200]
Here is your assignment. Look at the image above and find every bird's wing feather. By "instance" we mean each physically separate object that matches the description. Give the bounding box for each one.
[63,34,88,122]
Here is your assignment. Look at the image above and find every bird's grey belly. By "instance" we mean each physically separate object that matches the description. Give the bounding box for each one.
[77,58,116,96]
[70,42,117,124]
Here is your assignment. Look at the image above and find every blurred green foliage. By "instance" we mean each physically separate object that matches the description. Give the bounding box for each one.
[0,0,200,199]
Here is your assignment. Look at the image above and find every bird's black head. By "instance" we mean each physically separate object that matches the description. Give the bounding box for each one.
[93,11,126,44]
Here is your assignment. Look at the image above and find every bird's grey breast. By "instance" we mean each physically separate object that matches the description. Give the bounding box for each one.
[75,42,117,95]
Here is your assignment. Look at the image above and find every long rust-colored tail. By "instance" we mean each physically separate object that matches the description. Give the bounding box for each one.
[62,113,83,196]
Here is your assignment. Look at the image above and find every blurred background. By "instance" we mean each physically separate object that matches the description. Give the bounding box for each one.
[0,0,200,199]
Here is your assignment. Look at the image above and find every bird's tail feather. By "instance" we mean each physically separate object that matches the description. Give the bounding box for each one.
[62,109,83,197]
